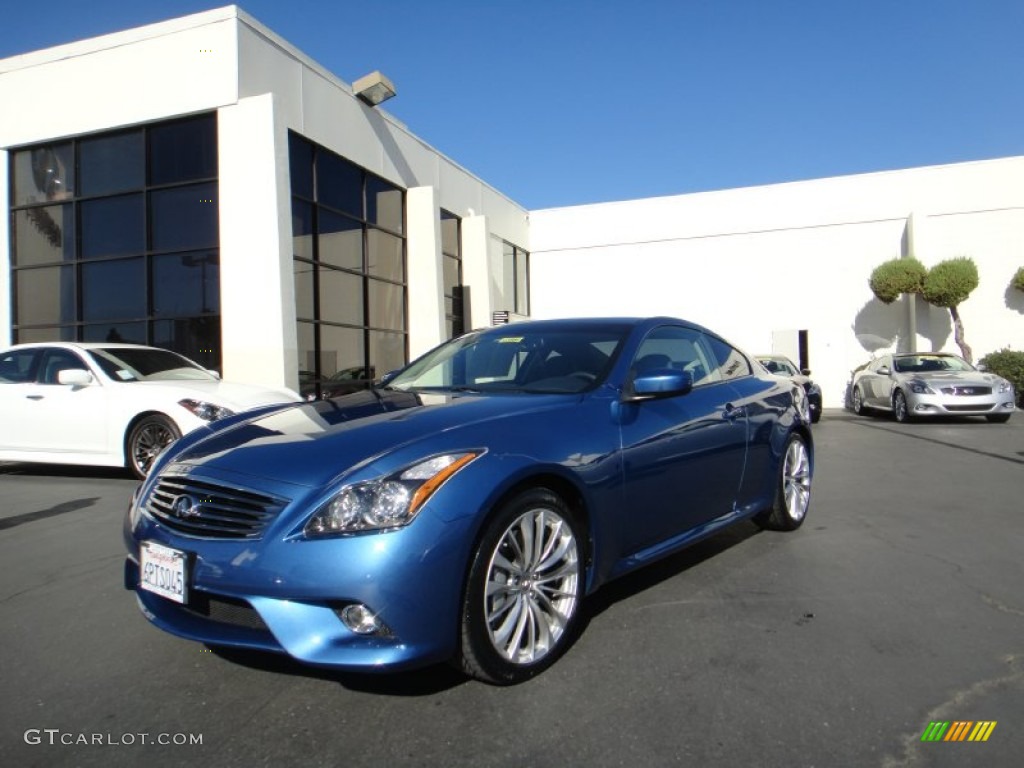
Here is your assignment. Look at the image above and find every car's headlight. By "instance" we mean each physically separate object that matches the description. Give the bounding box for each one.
[178,399,235,422]
[908,381,935,394]
[998,379,1012,394]
[305,451,482,536]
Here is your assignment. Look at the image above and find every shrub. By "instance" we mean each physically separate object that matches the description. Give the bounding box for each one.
[922,257,979,308]
[868,258,927,304]
[979,348,1024,406]
[1012,267,1024,293]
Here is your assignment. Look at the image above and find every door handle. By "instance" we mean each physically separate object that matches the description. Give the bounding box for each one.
[26,395,44,401]
[723,403,745,421]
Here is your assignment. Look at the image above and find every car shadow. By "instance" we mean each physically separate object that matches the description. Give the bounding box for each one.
[207,645,469,695]
[0,461,135,480]
[584,521,763,620]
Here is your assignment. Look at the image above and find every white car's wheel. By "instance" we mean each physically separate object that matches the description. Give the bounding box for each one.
[127,415,180,479]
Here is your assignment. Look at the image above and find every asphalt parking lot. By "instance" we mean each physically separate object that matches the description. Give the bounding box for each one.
[1,409,1021,768]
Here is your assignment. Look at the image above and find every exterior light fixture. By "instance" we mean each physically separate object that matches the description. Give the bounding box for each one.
[353,71,396,107]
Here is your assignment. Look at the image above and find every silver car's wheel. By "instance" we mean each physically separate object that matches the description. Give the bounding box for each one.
[459,488,583,684]
[851,386,865,415]
[893,390,910,423]
[127,415,180,479]
[756,433,811,531]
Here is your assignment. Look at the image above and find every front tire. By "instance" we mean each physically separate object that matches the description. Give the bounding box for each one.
[755,433,811,531]
[893,390,911,423]
[458,488,584,685]
[126,415,180,479]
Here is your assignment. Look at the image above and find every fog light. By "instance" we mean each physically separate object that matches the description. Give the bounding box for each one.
[339,604,385,635]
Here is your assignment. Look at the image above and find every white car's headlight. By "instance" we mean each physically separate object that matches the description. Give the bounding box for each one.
[178,399,235,422]
[305,452,482,536]
[909,381,935,394]
[998,379,1012,394]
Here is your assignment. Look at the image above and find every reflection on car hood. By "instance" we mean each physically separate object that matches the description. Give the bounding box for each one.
[134,379,299,410]
[898,372,1002,386]
[171,388,570,487]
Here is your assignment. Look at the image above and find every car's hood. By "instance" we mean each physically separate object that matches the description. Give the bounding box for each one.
[899,371,1003,388]
[131,379,300,410]
[169,388,572,488]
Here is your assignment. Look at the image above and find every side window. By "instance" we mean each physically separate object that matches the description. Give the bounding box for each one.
[701,334,751,382]
[631,325,716,385]
[0,350,39,384]
[38,349,88,385]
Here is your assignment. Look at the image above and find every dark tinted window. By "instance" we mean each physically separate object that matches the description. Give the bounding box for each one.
[704,335,751,381]
[316,152,362,216]
[82,258,146,321]
[153,252,220,316]
[150,182,218,251]
[288,132,314,199]
[80,194,145,259]
[148,114,217,185]
[80,131,144,196]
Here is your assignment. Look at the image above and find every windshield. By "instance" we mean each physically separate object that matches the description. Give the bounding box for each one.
[893,354,975,374]
[87,348,217,382]
[387,325,630,394]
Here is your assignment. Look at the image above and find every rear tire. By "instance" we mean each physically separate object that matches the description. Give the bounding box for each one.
[127,415,180,479]
[458,488,584,685]
[755,433,811,531]
[851,386,866,415]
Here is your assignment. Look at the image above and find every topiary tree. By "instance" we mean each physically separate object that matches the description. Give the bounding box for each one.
[868,257,927,303]
[922,256,979,363]
[1012,267,1024,293]
[979,348,1024,407]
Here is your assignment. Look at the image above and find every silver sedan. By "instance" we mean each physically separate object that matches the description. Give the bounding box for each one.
[851,352,1015,423]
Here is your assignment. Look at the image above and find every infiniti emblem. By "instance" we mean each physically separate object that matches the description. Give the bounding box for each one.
[171,494,200,519]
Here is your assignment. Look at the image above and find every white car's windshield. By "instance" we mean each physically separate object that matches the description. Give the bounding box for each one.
[387,326,629,394]
[893,355,975,374]
[87,348,216,382]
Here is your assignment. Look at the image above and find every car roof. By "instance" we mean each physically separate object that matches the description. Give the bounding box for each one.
[5,342,169,352]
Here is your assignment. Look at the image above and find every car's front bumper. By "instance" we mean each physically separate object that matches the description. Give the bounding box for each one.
[904,390,1016,417]
[124,504,476,672]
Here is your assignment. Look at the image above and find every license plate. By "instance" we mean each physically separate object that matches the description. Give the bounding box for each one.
[139,541,189,604]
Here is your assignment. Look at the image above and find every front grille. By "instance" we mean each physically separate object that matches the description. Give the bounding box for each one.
[945,404,994,412]
[181,592,269,631]
[145,475,287,539]
[941,386,991,396]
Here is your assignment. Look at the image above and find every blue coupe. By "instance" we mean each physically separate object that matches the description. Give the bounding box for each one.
[124,317,814,684]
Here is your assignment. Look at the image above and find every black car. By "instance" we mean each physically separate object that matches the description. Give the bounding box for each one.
[756,355,822,423]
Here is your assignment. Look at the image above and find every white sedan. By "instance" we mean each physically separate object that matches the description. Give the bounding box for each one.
[0,343,300,478]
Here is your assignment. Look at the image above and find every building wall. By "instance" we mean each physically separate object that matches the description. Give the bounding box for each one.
[530,157,1024,408]
[0,6,530,392]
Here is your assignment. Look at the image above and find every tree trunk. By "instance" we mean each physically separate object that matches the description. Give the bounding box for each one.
[949,305,972,363]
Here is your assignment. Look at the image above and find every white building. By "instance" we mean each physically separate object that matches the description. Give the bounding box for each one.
[530,159,1024,406]
[3,6,1022,407]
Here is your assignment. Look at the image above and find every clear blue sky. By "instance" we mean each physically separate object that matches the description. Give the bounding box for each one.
[3,1,1023,210]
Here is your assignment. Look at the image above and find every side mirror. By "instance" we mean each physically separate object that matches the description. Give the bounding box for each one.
[379,369,400,386]
[627,369,693,401]
[976,363,988,372]
[878,366,891,376]
[58,369,93,387]
[801,368,811,376]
